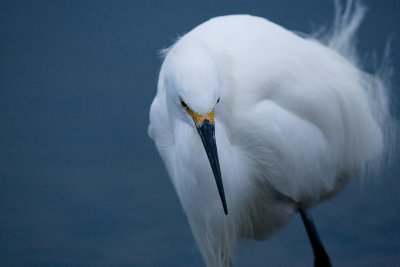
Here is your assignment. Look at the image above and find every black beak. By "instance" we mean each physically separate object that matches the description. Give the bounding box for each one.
[195,120,228,215]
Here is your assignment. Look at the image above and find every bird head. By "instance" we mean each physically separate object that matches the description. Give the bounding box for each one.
[162,37,228,215]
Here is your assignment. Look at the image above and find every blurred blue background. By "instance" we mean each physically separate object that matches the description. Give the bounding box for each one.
[0,1,398,266]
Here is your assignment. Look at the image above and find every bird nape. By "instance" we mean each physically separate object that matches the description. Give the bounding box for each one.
[148,1,392,266]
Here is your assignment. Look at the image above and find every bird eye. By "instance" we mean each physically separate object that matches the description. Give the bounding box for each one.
[217,97,220,103]
[180,99,188,109]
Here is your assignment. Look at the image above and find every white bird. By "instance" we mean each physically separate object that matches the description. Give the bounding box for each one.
[148,1,392,266]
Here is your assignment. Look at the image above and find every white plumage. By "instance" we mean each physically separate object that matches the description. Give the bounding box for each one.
[149,1,391,266]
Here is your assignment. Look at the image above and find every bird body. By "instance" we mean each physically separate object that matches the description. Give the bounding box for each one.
[149,5,389,266]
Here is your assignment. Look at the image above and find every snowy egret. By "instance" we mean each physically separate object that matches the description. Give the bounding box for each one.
[148,1,392,266]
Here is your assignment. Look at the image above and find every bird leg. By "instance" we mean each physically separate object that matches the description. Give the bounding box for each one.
[299,209,332,267]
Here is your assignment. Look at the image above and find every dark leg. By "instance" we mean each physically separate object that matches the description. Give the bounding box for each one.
[299,209,332,267]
